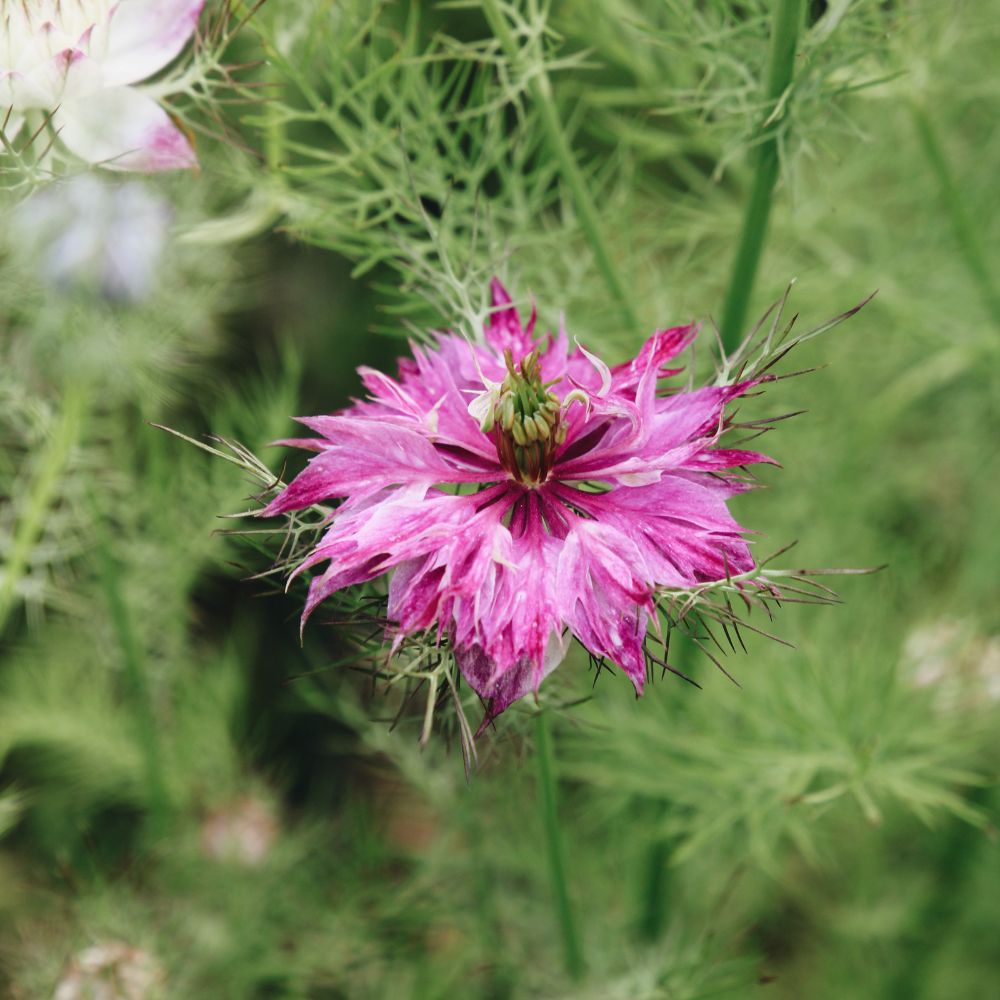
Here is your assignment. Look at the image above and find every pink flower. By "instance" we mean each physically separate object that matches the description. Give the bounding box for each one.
[266,281,774,726]
[1,1,203,171]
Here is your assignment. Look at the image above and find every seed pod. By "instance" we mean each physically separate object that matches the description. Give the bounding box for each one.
[521,443,541,481]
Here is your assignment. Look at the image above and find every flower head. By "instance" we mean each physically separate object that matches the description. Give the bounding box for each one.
[1,0,203,170]
[13,174,171,300]
[266,280,775,726]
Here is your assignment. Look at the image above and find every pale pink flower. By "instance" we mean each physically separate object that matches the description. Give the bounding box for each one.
[200,796,279,867]
[266,281,774,725]
[1,0,203,171]
[54,942,164,1000]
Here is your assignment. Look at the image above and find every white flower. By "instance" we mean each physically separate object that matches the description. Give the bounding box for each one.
[54,942,164,1000]
[1,0,203,171]
[903,618,1000,714]
[13,174,172,300]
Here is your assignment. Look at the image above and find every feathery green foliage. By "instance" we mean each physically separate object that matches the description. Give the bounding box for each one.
[0,1,998,997]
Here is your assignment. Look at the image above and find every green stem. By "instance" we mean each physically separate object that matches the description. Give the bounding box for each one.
[535,711,585,980]
[718,0,804,353]
[91,498,171,836]
[883,785,993,1000]
[637,822,673,941]
[633,630,695,940]
[0,384,86,634]
[463,784,514,998]
[910,102,1000,330]
[481,0,640,336]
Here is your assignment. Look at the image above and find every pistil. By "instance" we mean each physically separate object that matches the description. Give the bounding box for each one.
[483,349,568,484]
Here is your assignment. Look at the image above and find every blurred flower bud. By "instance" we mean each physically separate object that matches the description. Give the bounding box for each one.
[200,796,279,867]
[13,176,171,303]
[53,942,164,1000]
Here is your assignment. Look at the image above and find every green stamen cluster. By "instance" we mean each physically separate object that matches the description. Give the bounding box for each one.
[482,349,568,484]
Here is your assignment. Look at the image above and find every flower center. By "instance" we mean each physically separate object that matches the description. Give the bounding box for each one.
[485,349,568,485]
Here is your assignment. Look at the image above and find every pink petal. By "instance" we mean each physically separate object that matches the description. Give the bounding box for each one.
[556,519,652,690]
[351,335,507,465]
[102,0,205,88]
[264,418,489,515]
[388,507,515,637]
[458,635,566,733]
[484,278,536,358]
[451,494,567,724]
[685,448,777,471]
[552,477,755,587]
[55,87,195,171]
[555,379,765,482]
[297,487,502,624]
[609,324,697,394]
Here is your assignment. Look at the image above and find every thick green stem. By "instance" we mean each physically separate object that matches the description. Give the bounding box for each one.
[0,385,86,634]
[535,711,585,980]
[718,0,804,353]
[481,0,640,336]
[910,102,1000,330]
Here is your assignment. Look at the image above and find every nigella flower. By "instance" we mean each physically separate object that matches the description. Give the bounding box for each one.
[13,174,171,301]
[265,281,774,726]
[0,0,203,171]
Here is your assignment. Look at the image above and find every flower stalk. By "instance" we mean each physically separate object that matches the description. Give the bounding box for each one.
[0,384,86,634]
[718,0,804,353]
[480,0,640,336]
[637,814,673,942]
[910,101,1000,330]
[92,498,171,837]
[535,711,585,980]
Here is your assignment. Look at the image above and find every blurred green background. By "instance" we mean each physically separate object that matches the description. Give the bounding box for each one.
[1,1,998,997]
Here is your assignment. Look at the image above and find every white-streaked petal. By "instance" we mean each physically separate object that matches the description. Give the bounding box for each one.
[55,87,196,171]
[102,0,204,87]
[574,336,613,397]
[4,49,102,110]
